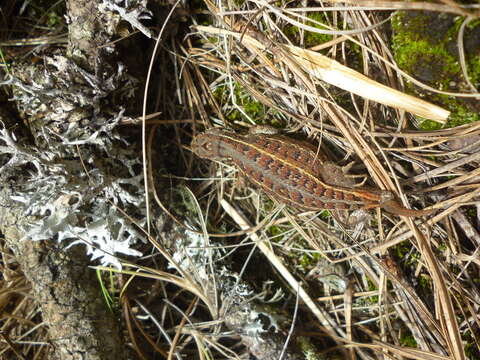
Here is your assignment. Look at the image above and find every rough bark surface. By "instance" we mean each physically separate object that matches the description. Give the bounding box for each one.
[0,184,125,360]
[66,0,112,70]
[0,0,130,358]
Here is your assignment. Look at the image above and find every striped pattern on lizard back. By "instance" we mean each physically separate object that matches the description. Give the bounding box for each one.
[191,128,382,211]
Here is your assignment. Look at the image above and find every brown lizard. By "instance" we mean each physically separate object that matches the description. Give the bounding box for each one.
[191,127,431,217]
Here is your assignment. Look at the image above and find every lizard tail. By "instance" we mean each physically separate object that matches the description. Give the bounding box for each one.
[381,200,432,217]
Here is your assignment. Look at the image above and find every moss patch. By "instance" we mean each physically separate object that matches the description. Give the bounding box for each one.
[392,11,480,128]
[213,82,284,126]
[283,12,333,48]
[400,333,418,348]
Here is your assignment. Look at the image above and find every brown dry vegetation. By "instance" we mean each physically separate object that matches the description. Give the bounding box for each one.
[0,0,480,359]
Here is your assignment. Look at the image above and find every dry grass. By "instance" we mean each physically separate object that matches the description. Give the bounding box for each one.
[0,244,48,359]
[174,1,480,359]
[2,0,480,359]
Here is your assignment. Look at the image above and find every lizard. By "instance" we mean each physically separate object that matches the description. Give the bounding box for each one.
[191,127,431,217]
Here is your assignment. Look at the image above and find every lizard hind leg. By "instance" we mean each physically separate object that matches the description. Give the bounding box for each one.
[317,161,356,188]
[337,160,370,187]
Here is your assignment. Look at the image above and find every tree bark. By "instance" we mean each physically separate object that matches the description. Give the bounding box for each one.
[0,186,125,359]
[0,0,133,358]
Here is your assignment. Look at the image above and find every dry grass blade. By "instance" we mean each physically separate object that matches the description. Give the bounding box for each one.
[219,199,384,359]
[195,25,450,123]
[183,1,479,359]
[220,200,330,328]
[327,0,479,17]
[286,46,450,122]
[407,224,465,360]
[0,249,48,359]
[94,261,216,318]
[372,340,452,359]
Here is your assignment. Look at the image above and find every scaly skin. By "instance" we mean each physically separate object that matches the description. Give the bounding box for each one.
[191,128,430,216]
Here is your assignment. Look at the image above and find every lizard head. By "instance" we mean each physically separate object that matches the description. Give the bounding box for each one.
[191,129,227,160]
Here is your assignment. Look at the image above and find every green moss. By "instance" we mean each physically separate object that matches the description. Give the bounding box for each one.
[172,186,207,219]
[17,0,66,30]
[400,333,417,347]
[297,336,323,360]
[417,274,432,290]
[419,119,443,131]
[392,13,461,90]
[231,0,246,6]
[299,252,321,268]
[419,96,480,129]
[191,0,211,25]
[284,12,333,48]
[465,346,480,359]
[319,210,331,219]
[243,97,264,116]
[468,54,480,85]
[393,241,420,266]
[46,9,63,27]
[392,11,480,128]
[367,279,378,292]
[453,16,480,79]
[268,225,283,237]
[466,208,476,217]
[464,333,480,359]
[213,83,281,125]
[448,106,480,127]
[35,1,64,24]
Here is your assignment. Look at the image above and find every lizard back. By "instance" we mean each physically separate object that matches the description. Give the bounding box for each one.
[191,129,379,211]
